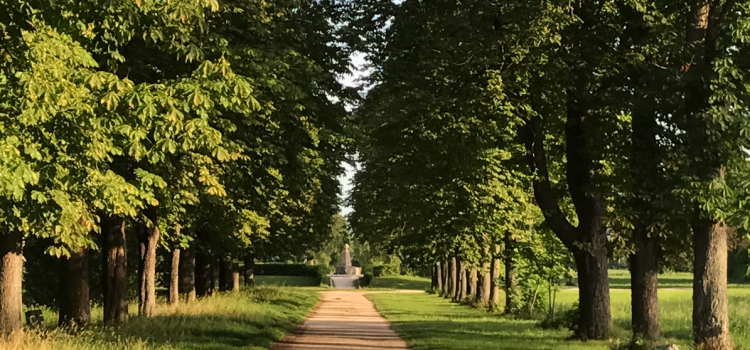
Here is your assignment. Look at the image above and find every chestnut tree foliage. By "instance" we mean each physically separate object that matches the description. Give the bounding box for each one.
[0,0,349,334]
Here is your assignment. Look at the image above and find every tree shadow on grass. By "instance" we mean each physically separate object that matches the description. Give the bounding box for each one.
[388,318,610,350]
[87,313,299,350]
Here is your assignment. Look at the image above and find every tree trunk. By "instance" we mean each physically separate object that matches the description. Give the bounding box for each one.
[489,252,500,311]
[209,256,216,296]
[0,231,23,337]
[693,220,729,350]
[684,1,730,349]
[179,246,196,302]
[169,248,180,305]
[244,254,255,287]
[435,262,443,293]
[440,260,448,296]
[138,224,160,317]
[454,257,463,301]
[219,258,233,292]
[476,253,491,306]
[466,267,476,297]
[630,240,659,342]
[232,261,240,292]
[195,249,212,298]
[458,261,467,301]
[629,104,661,342]
[431,265,438,291]
[504,234,519,314]
[102,215,128,324]
[574,246,611,341]
[59,247,90,327]
[445,257,456,300]
[519,24,613,337]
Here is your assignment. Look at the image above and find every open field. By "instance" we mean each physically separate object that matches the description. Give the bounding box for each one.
[3,286,319,350]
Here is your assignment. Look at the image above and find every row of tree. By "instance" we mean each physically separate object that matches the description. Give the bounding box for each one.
[347,1,750,349]
[0,0,352,335]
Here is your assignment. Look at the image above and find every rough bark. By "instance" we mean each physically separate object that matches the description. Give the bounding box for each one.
[0,231,23,337]
[244,253,255,287]
[630,242,659,341]
[219,258,233,292]
[453,257,463,301]
[475,256,491,306]
[102,215,128,324]
[195,249,212,298]
[232,262,240,292]
[458,262,467,301]
[504,233,519,314]
[169,248,180,305]
[59,247,90,327]
[467,267,476,297]
[574,248,610,340]
[629,88,661,342]
[440,260,448,296]
[693,218,729,350]
[520,94,612,339]
[489,252,500,311]
[138,223,160,317]
[445,257,456,300]
[209,257,216,295]
[179,246,196,302]
[435,262,443,293]
[685,1,732,349]
[431,265,438,291]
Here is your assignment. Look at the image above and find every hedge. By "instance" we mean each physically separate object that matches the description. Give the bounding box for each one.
[254,263,330,285]
[373,263,400,277]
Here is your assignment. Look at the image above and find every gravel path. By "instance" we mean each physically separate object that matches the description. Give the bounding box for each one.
[269,290,409,350]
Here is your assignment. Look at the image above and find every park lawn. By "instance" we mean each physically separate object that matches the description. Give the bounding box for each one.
[369,287,750,350]
[3,286,319,350]
[606,269,693,289]
[367,292,611,350]
[555,287,750,349]
[369,275,432,290]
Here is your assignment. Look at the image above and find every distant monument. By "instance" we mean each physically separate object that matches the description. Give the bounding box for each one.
[327,244,363,289]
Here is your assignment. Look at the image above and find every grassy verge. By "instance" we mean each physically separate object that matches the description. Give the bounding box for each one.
[368,275,432,290]
[4,286,319,350]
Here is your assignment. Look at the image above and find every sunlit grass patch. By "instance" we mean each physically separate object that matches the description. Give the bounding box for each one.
[4,286,319,350]
[369,275,432,290]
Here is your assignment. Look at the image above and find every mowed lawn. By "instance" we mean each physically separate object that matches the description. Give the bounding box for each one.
[369,275,433,290]
[368,272,750,349]
[4,286,319,350]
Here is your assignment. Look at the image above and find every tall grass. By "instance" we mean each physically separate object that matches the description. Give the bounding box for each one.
[2,286,319,350]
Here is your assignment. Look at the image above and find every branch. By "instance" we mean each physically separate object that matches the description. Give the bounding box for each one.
[519,115,578,250]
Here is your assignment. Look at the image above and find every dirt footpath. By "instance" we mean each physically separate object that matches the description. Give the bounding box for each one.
[269,291,409,350]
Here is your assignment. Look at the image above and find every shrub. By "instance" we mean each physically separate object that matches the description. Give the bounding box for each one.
[360,273,374,287]
[255,263,329,285]
[373,263,400,277]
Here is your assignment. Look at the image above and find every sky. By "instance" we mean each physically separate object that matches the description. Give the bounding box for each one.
[336,52,368,216]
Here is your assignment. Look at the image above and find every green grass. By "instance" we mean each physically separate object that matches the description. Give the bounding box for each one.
[554,288,750,349]
[4,286,319,350]
[369,275,432,290]
[367,292,611,350]
[255,275,320,287]
[606,269,693,289]
[368,284,750,349]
